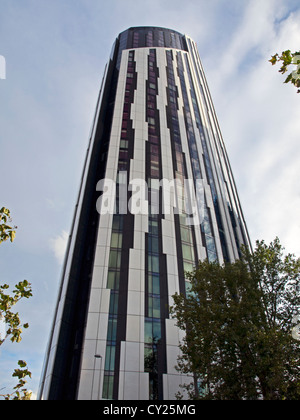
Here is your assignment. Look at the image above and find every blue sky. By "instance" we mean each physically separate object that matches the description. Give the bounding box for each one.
[0,0,300,399]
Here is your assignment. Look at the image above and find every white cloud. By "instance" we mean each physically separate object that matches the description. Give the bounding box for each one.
[49,230,68,265]
[205,3,300,256]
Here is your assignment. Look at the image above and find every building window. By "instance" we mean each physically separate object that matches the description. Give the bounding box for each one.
[107,271,120,290]
[148,116,155,125]
[102,372,114,400]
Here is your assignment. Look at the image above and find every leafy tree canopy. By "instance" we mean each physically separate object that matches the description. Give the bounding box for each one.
[270,50,300,93]
[171,238,300,400]
[0,207,32,400]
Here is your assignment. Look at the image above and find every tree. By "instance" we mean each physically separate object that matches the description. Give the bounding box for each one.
[0,360,32,400]
[0,281,32,346]
[269,50,300,93]
[0,207,32,400]
[171,238,300,400]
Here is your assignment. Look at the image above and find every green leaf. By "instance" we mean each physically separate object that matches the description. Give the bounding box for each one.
[269,54,278,65]
[270,49,300,94]
[285,73,293,84]
[9,230,16,242]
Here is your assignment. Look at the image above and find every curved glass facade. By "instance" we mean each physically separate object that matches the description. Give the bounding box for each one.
[119,26,187,50]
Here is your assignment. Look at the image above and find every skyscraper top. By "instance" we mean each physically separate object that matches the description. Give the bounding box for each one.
[117,26,188,52]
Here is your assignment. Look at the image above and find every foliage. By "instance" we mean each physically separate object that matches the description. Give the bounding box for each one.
[0,360,32,400]
[269,50,300,93]
[0,280,32,346]
[0,207,32,400]
[171,238,300,400]
[0,207,17,244]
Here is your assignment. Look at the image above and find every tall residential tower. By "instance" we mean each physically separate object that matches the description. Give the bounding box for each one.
[39,27,251,400]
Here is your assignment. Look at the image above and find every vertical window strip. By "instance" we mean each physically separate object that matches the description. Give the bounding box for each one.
[146,31,154,47]
[102,51,136,400]
[183,54,230,262]
[165,50,197,293]
[158,31,164,47]
[133,31,139,48]
[176,51,218,263]
[188,39,249,256]
[144,49,164,400]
